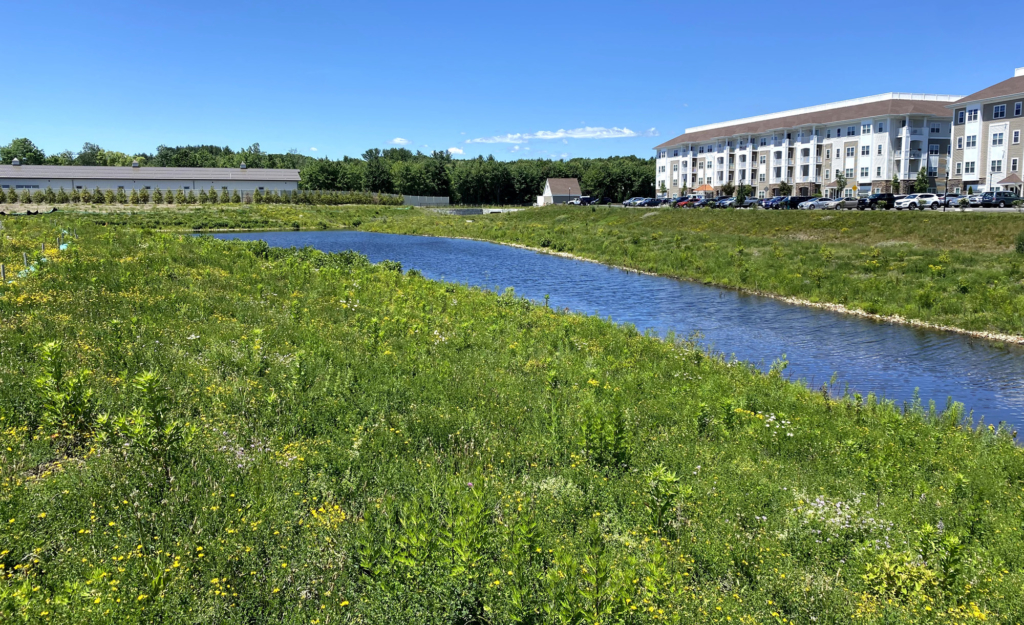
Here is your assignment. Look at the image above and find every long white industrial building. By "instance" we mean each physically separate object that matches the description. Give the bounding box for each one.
[0,162,299,193]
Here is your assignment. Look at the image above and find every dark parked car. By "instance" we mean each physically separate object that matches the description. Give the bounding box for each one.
[762,196,784,209]
[637,198,661,207]
[980,191,1022,207]
[857,193,898,209]
[694,198,716,207]
[589,197,613,205]
[775,196,812,209]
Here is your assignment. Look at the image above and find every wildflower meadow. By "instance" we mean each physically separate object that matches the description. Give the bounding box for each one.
[1,216,1023,624]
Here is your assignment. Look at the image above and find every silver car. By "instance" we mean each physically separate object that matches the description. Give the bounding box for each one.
[798,197,837,210]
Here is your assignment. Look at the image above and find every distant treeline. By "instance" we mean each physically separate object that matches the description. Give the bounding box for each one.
[2,138,655,204]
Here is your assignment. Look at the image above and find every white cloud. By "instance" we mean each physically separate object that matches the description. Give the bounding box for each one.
[510,145,520,152]
[310,147,317,152]
[466,126,658,144]
[388,137,411,145]
[447,147,464,155]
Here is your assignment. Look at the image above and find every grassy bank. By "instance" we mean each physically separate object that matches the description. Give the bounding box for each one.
[72,203,1024,338]
[1,218,1023,624]
[355,206,1024,338]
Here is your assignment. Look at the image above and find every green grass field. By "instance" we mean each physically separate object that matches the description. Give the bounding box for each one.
[1,216,1023,624]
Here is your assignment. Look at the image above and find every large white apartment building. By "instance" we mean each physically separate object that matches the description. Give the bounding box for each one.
[655,92,962,199]
[947,68,1024,196]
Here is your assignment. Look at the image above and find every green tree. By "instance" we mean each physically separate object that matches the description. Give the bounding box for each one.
[658,181,668,196]
[152,188,164,204]
[219,188,230,203]
[198,188,209,204]
[129,189,140,204]
[93,187,105,204]
[44,187,56,203]
[105,189,116,204]
[253,188,263,204]
[362,148,394,193]
[139,188,149,204]
[56,187,69,203]
[20,189,31,204]
[835,171,847,198]
[720,181,736,197]
[0,188,7,203]
[175,189,186,204]
[778,181,792,196]
[231,190,241,203]
[892,173,901,194]
[735,184,752,206]
[80,188,91,203]
[186,189,196,204]
[915,167,929,193]
[35,189,48,204]
[115,188,127,204]
[70,188,80,203]
[209,187,217,204]
[1,138,46,164]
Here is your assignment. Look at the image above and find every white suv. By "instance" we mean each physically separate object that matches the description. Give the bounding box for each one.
[894,193,940,210]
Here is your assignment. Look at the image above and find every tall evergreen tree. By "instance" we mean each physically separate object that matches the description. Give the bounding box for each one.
[914,167,929,193]
[153,188,164,204]
[219,188,230,203]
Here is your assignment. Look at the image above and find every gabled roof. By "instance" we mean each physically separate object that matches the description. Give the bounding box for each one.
[545,178,581,196]
[951,75,1024,105]
[0,165,300,181]
[656,94,957,149]
[998,173,1023,185]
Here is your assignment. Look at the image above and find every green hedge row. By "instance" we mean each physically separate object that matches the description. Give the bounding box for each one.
[0,186,404,206]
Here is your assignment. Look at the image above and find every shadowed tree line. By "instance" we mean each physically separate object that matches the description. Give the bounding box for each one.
[1,138,655,204]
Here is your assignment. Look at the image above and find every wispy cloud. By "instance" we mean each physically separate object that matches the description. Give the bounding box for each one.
[447,147,464,155]
[466,126,658,144]
[388,137,410,145]
[310,147,317,152]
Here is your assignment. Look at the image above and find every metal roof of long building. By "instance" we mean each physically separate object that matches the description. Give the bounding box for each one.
[655,93,960,149]
[0,165,300,181]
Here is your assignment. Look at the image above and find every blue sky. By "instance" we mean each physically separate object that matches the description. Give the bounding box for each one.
[2,0,1022,161]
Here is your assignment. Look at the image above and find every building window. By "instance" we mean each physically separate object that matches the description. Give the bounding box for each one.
[991,160,1002,173]
[928,144,939,155]
[862,124,871,134]
[956,136,963,149]
[955,162,962,175]
[967,109,979,122]
[846,147,855,157]
[825,149,831,159]
[75,185,82,190]
[927,167,937,176]
[845,168,854,178]
[117,185,125,189]
[144,186,151,190]
[965,161,975,174]
[930,123,941,134]
[876,167,882,177]
[847,126,856,136]
[673,149,679,156]
[877,144,882,155]
[957,111,965,124]
[758,173,765,182]
[824,169,830,180]
[860,167,869,177]
[860,145,870,156]
[1015,102,1022,117]
[1014,130,1021,144]
[993,104,1006,119]
[877,122,885,132]
[966,135,977,148]
[993,132,1004,146]
[759,138,767,146]
[1012,158,1019,172]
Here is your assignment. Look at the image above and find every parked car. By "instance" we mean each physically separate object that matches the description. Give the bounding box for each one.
[675,198,697,207]
[637,198,660,207]
[717,197,737,208]
[622,197,644,206]
[778,196,812,209]
[762,196,784,209]
[831,197,860,210]
[695,198,717,207]
[967,194,983,207]
[980,191,1022,207]
[741,197,760,207]
[858,193,898,209]
[566,196,591,205]
[894,193,941,210]
[798,197,836,210]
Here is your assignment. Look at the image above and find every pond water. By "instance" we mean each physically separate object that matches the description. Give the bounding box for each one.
[215,230,1024,431]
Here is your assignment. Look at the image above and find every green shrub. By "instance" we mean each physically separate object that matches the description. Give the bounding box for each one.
[129,189,140,205]
[152,188,163,204]
[231,189,241,203]
[34,341,98,453]
[56,187,69,203]
[175,188,186,204]
[115,187,127,204]
[198,188,209,204]
[79,188,91,203]
[219,188,230,203]
[186,189,196,204]
[105,189,116,204]
[139,188,149,204]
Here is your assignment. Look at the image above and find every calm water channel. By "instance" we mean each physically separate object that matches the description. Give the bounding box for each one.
[216,231,1024,431]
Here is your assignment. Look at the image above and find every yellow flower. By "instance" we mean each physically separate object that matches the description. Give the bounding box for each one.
[38,513,46,519]
[341,601,349,607]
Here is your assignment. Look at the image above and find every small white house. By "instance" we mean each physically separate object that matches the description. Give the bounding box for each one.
[536,178,581,206]
[0,162,300,194]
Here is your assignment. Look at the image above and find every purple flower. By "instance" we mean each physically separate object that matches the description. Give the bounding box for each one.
[467,482,474,489]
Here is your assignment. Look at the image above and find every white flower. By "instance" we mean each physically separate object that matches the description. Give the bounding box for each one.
[187,334,200,340]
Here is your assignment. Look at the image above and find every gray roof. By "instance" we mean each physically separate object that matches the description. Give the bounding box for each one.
[0,165,300,181]
[656,99,954,149]
[951,75,1024,105]
[546,178,581,196]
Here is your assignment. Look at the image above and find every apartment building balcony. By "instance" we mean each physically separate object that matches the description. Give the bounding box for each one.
[907,150,922,159]
[905,128,924,136]
[800,156,824,164]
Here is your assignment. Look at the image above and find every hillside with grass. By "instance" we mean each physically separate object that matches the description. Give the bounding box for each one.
[1,217,1023,623]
